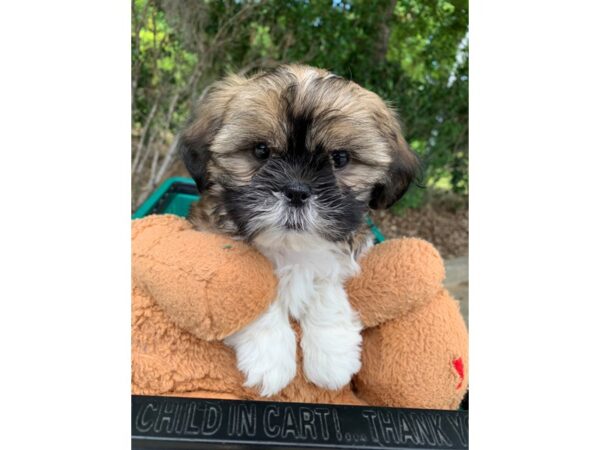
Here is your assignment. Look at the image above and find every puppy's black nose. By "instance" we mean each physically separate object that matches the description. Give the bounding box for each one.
[283,182,312,207]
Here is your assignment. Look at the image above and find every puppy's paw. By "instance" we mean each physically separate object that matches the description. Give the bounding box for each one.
[224,315,297,397]
[243,354,297,397]
[301,324,362,391]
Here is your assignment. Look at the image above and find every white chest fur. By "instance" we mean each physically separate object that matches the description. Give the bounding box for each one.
[224,230,366,397]
[255,231,360,320]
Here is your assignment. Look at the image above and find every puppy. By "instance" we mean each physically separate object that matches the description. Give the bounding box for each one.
[179,65,418,396]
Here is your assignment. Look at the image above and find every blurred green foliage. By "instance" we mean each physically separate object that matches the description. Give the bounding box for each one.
[132,0,468,210]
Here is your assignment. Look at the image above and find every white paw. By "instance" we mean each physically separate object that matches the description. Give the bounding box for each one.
[224,309,297,397]
[301,323,362,390]
[243,353,297,397]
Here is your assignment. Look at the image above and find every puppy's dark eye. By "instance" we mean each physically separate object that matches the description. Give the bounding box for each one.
[331,150,350,169]
[254,143,270,160]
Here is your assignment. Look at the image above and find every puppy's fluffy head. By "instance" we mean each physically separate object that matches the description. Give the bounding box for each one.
[180,65,419,242]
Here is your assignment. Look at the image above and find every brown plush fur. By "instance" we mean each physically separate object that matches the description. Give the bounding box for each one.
[132,215,468,409]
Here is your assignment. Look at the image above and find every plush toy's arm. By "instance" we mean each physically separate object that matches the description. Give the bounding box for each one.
[132,215,277,341]
[347,238,446,328]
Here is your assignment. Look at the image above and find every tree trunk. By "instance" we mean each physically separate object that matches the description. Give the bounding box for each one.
[373,0,398,65]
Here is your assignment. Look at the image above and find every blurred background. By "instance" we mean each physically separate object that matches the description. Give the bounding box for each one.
[131,0,468,321]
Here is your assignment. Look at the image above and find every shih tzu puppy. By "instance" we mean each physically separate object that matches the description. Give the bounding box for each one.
[179,65,419,396]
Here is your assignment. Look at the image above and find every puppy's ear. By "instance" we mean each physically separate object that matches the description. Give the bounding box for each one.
[369,107,421,210]
[178,75,244,193]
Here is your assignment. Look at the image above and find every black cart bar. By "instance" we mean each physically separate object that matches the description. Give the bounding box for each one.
[132,395,468,449]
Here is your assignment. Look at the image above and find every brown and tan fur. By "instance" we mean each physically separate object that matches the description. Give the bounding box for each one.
[178,65,420,396]
[180,65,418,253]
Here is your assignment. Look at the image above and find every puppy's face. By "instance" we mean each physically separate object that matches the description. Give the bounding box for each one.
[181,65,419,242]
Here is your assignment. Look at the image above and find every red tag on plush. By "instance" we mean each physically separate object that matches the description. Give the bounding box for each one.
[453,357,465,389]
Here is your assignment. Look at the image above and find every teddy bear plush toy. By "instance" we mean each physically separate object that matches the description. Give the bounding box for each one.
[132,214,468,409]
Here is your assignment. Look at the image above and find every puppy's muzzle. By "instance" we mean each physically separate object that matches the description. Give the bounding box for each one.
[283,181,312,208]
